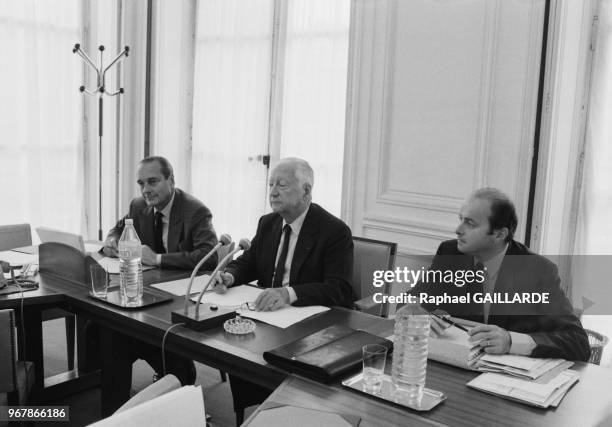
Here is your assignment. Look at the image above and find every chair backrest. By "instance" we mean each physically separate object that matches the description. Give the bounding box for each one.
[352,236,397,317]
[0,224,32,251]
[0,309,17,394]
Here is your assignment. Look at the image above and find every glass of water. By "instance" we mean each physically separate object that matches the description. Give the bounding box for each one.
[362,344,388,394]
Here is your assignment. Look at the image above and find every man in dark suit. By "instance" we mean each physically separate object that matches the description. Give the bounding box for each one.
[213,157,354,423]
[215,157,354,310]
[98,156,218,398]
[412,188,590,361]
[102,156,218,270]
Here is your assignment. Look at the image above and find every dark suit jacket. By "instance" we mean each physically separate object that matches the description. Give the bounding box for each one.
[411,239,590,361]
[107,188,218,270]
[225,203,354,308]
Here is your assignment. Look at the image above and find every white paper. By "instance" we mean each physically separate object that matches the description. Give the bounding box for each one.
[238,305,330,329]
[189,285,263,307]
[248,406,353,427]
[96,257,155,274]
[90,385,206,427]
[151,275,212,296]
[85,242,103,253]
[0,250,38,267]
[467,369,579,407]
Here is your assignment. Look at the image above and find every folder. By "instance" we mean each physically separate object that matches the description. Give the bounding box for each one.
[263,324,393,383]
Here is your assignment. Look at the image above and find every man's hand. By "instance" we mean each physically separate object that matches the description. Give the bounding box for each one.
[212,272,234,294]
[254,288,290,311]
[468,324,512,354]
[429,310,452,338]
[141,245,158,266]
[102,239,118,258]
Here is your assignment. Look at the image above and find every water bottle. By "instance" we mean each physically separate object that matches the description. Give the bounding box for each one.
[391,303,430,406]
[118,219,143,307]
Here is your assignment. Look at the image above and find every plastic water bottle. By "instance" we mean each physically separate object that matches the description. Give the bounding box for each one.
[118,219,143,306]
[391,303,430,406]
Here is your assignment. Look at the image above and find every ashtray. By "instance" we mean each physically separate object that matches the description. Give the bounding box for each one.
[224,316,256,335]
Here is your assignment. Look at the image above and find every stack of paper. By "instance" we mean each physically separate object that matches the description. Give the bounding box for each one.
[467,369,580,408]
[477,354,573,381]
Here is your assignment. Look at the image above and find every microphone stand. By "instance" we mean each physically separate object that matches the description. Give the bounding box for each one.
[171,239,250,330]
[73,43,129,240]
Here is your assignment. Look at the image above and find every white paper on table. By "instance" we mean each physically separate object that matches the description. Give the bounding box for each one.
[190,285,263,307]
[89,385,206,427]
[84,242,103,253]
[238,305,330,329]
[96,256,155,274]
[151,275,212,296]
[0,250,38,267]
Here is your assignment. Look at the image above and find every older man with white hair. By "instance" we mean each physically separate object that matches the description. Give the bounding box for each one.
[215,156,354,310]
[214,157,355,424]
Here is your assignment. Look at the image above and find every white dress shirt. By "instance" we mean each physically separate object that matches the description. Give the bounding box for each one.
[271,205,310,304]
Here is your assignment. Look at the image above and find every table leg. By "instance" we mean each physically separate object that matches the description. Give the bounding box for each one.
[100,326,132,416]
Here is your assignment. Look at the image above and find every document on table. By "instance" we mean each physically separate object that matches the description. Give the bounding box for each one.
[151,275,212,296]
[90,385,205,427]
[239,305,329,329]
[96,256,155,274]
[189,285,330,328]
[190,285,264,307]
[467,369,579,408]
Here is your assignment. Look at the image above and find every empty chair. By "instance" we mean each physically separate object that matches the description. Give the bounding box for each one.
[351,236,397,317]
[0,223,77,371]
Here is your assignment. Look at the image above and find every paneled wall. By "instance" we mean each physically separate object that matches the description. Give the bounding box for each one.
[343,0,546,278]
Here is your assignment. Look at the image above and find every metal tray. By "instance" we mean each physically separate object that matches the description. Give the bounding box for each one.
[342,372,446,411]
[89,288,172,309]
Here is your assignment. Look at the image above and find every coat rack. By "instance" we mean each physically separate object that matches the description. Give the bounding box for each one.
[73,43,129,240]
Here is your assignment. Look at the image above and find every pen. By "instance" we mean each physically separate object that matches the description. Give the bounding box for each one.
[430,313,469,332]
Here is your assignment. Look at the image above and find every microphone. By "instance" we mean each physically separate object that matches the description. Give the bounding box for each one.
[194,238,251,312]
[171,238,251,330]
[182,234,232,311]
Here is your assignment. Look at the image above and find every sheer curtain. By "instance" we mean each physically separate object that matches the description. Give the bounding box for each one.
[279,0,350,216]
[571,0,612,367]
[0,0,83,235]
[191,0,274,241]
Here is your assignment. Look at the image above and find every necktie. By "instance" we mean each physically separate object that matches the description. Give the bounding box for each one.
[272,224,292,288]
[154,211,165,254]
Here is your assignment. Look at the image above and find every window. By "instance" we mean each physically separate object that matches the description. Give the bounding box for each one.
[0,0,82,233]
[153,0,350,241]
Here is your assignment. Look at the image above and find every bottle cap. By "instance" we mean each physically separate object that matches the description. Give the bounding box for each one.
[125,219,133,225]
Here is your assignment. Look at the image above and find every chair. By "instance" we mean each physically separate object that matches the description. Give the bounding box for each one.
[0,224,77,371]
[585,329,609,365]
[351,236,397,317]
[0,309,35,406]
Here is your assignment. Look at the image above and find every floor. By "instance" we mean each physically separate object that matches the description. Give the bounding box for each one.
[34,319,256,427]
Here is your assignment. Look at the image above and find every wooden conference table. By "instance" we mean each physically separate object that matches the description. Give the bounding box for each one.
[2,268,612,426]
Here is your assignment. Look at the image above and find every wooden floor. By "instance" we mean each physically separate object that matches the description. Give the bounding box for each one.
[34,319,255,427]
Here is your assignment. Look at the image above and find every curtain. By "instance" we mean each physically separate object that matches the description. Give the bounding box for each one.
[571,0,612,367]
[0,0,83,235]
[280,0,350,216]
[191,0,274,241]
